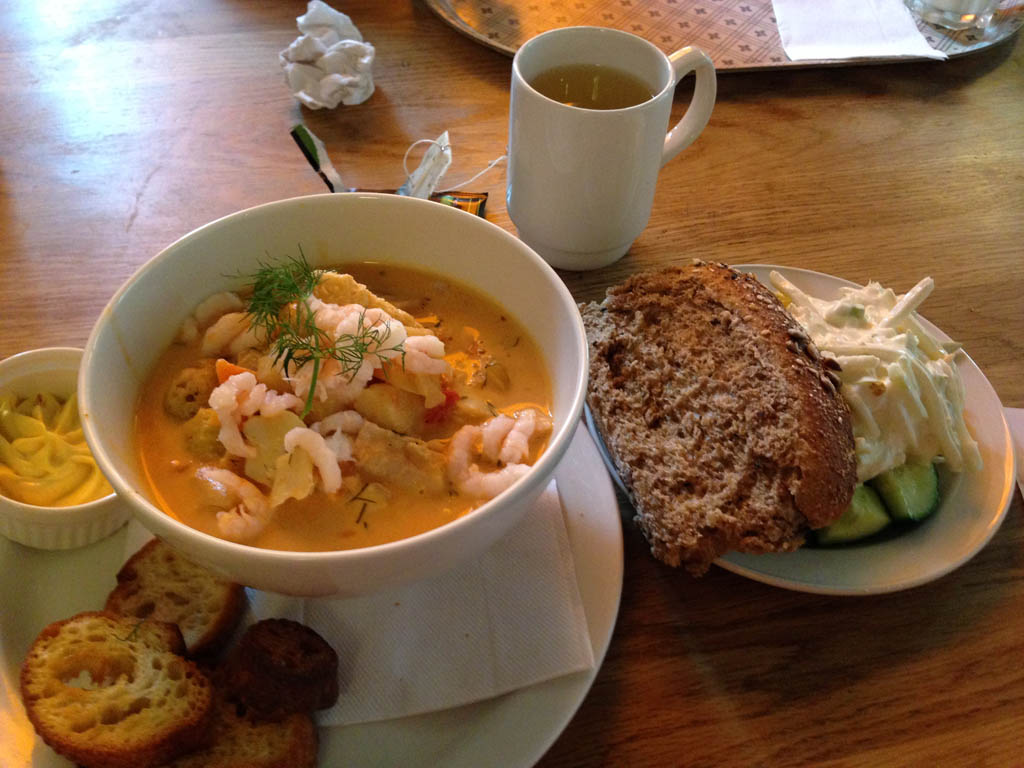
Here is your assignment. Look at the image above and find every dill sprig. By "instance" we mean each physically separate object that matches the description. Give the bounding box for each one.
[117,620,146,643]
[246,250,323,332]
[243,251,405,416]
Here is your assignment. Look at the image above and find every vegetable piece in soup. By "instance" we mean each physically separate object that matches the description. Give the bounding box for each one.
[135,260,552,551]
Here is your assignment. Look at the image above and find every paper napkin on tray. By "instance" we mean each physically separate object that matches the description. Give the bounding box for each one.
[772,0,948,61]
[122,480,595,727]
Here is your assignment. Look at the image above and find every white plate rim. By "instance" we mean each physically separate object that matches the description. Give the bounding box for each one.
[0,423,623,767]
[585,263,1016,596]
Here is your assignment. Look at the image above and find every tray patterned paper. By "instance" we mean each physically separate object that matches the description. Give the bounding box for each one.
[425,0,1022,69]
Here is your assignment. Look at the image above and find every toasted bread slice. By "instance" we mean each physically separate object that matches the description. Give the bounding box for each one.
[19,611,214,768]
[105,538,246,656]
[163,690,318,768]
[224,619,339,722]
[582,261,857,575]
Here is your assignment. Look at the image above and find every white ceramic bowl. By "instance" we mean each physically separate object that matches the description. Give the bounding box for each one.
[0,348,129,549]
[80,193,588,597]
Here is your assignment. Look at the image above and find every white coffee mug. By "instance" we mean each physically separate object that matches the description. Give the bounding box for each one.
[507,27,716,271]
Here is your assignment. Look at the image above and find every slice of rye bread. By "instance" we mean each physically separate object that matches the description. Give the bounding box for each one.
[105,538,246,657]
[19,611,214,768]
[581,261,857,575]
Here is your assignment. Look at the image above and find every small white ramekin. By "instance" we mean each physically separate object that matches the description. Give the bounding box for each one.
[0,347,130,549]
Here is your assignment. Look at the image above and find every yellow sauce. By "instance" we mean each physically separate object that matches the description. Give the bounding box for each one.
[135,263,552,552]
[0,391,113,506]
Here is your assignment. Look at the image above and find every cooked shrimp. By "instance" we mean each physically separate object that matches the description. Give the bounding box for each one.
[315,410,365,435]
[208,372,302,457]
[306,297,362,338]
[446,424,480,478]
[248,385,303,417]
[235,380,304,419]
[312,410,364,463]
[286,300,424,406]
[237,382,267,418]
[283,427,342,493]
[194,291,244,326]
[458,462,531,499]
[201,312,253,357]
[481,415,515,461]
[446,409,549,499]
[363,307,409,361]
[287,356,376,406]
[288,307,405,406]
[305,299,408,365]
[447,422,529,498]
[403,334,450,376]
[178,291,244,343]
[499,408,538,465]
[208,373,257,457]
[336,306,408,356]
[196,466,271,542]
[322,431,354,463]
[285,358,324,403]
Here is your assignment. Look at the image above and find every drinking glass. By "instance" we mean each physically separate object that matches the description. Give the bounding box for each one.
[905,0,1001,30]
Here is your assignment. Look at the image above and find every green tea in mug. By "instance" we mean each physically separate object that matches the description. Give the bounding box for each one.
[529,64,655,110]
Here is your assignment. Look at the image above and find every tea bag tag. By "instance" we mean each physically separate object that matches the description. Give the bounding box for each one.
[288,125,491,216]
[398,132,452,199]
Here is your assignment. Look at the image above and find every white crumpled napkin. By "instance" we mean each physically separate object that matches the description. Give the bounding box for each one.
[121,480,594,727]
[280,0,375,109]
[772,0,947,60]
[1004,407,1024,497]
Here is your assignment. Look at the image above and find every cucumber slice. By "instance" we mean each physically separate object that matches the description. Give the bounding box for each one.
[815,485,891,546]
[870,461,940,522]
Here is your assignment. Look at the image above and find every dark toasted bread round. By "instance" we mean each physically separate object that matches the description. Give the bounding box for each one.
[223,619,339,721]
[582,261,857,575]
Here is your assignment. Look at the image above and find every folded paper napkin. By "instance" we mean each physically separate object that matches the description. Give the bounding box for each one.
[121,480,595,727]
[1005,407,1024,497]
[772,0,947,61]
[280,0,375,109]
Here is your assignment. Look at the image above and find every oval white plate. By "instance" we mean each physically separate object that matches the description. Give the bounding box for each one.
[0,424,622,767]
[587,264,1016,596]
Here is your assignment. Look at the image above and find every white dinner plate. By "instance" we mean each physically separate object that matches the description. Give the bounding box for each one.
[0,423,623,767]
[586,263,1016,596]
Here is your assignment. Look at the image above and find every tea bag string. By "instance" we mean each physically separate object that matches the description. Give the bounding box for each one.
[402,138,506,193]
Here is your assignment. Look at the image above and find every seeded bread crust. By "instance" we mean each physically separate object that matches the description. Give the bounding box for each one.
[582,261,857,575]
[105,538,246,657]
[19,611,214,768]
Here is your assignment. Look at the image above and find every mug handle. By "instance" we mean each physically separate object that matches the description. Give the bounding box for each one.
[661,47,717,167]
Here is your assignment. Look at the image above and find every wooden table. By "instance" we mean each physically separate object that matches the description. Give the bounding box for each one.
[2,1,1022,766]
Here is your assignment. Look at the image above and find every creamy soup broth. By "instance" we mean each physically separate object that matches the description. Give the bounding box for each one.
[135,261,551,551]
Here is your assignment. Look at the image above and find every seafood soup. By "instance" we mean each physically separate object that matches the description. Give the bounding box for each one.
[135,259,552,551]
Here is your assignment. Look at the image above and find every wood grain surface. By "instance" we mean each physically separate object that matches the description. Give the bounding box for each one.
[1,1,1021,766]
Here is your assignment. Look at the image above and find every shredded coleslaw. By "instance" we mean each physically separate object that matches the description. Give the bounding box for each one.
[770,271,982,482]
